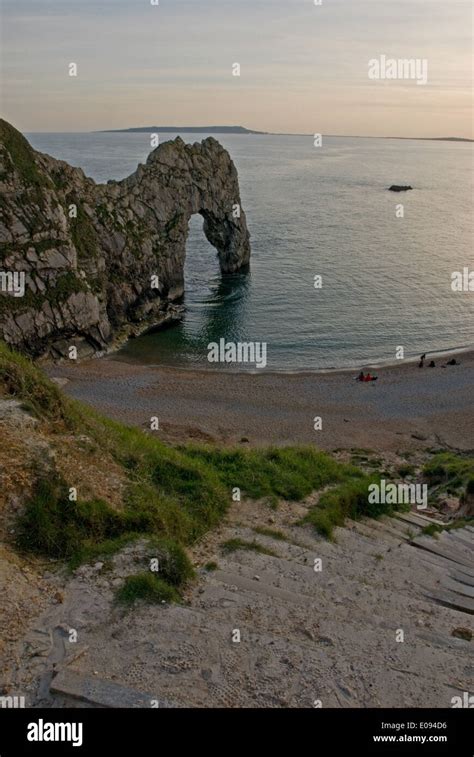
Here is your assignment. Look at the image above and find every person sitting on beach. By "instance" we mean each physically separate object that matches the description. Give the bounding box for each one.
[429,360,435,367]
[447,358,460,366]
[356,371,378,382]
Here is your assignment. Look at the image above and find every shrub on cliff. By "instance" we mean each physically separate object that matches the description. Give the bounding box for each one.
[304,474,398,540]
[0,341,68,422]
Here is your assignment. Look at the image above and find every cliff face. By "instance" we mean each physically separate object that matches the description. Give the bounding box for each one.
[0,119,250,358]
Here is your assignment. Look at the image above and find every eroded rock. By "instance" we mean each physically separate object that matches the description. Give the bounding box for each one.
[0,119,250,358]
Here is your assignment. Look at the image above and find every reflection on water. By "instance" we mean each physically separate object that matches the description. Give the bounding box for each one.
[120,215,252,367]
[193,272,251,344]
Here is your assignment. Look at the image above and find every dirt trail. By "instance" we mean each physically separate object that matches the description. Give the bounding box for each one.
[8,494,473,709]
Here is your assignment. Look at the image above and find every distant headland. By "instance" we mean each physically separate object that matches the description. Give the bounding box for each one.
[98,126,267,135]
[97,126,473,142]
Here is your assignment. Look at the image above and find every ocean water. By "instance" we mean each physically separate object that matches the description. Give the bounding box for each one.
[28,131,473,371]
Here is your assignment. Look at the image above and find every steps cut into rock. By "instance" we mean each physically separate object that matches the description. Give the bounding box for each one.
[51,669,176,709]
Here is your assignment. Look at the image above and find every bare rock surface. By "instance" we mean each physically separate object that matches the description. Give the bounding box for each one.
[0,119,250,358]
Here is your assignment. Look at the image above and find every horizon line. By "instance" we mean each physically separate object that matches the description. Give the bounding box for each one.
[23,125,474,143]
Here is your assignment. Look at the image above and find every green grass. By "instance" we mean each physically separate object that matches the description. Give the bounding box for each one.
[144,537,195,586]
[15,477,148,567]
[98,421,231,543]
[0,119,51,190]
[1,342,361,571]
[423,452,474,497]
[182,444,361,501]
[422,518,473,538]
[77,535,139,566]
[0,341,71,423]
[303,474,403,540]
[421,523,440,538]
[253,526,288,541]
[69,200,101,262]
[115,573,180,605]
[204,561,219,572]
[114,540,194,606]
[221,538,277,557]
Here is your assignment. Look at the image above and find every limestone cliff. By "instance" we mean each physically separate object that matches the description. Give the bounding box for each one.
[0,119,250,358]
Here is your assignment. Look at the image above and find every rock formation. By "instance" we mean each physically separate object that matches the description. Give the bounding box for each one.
[388,185,413,192]
[0,119,250,359]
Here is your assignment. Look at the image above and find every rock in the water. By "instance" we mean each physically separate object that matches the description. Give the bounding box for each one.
[0,119,251,358]
[388,185,413,192]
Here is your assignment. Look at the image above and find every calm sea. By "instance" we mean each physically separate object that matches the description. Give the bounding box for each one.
[27,131,473,371]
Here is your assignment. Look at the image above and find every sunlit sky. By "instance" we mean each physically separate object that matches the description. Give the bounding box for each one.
[1,0,472,137]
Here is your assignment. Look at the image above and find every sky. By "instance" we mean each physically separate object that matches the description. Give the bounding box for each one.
[0,0,472,137]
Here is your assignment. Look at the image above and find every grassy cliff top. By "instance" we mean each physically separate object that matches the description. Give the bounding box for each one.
[0,343,364,566]
[0,119,49,188]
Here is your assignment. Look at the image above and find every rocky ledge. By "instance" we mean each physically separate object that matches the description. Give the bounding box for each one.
[388,185,413,192]
[0,119,250,359]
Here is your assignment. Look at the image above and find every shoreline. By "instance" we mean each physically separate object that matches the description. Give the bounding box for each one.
[110,344,474,378]
[48,347,474,454]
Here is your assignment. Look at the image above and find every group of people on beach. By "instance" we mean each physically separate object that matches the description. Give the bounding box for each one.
[418,353,461,369]
[355,354,461,382]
